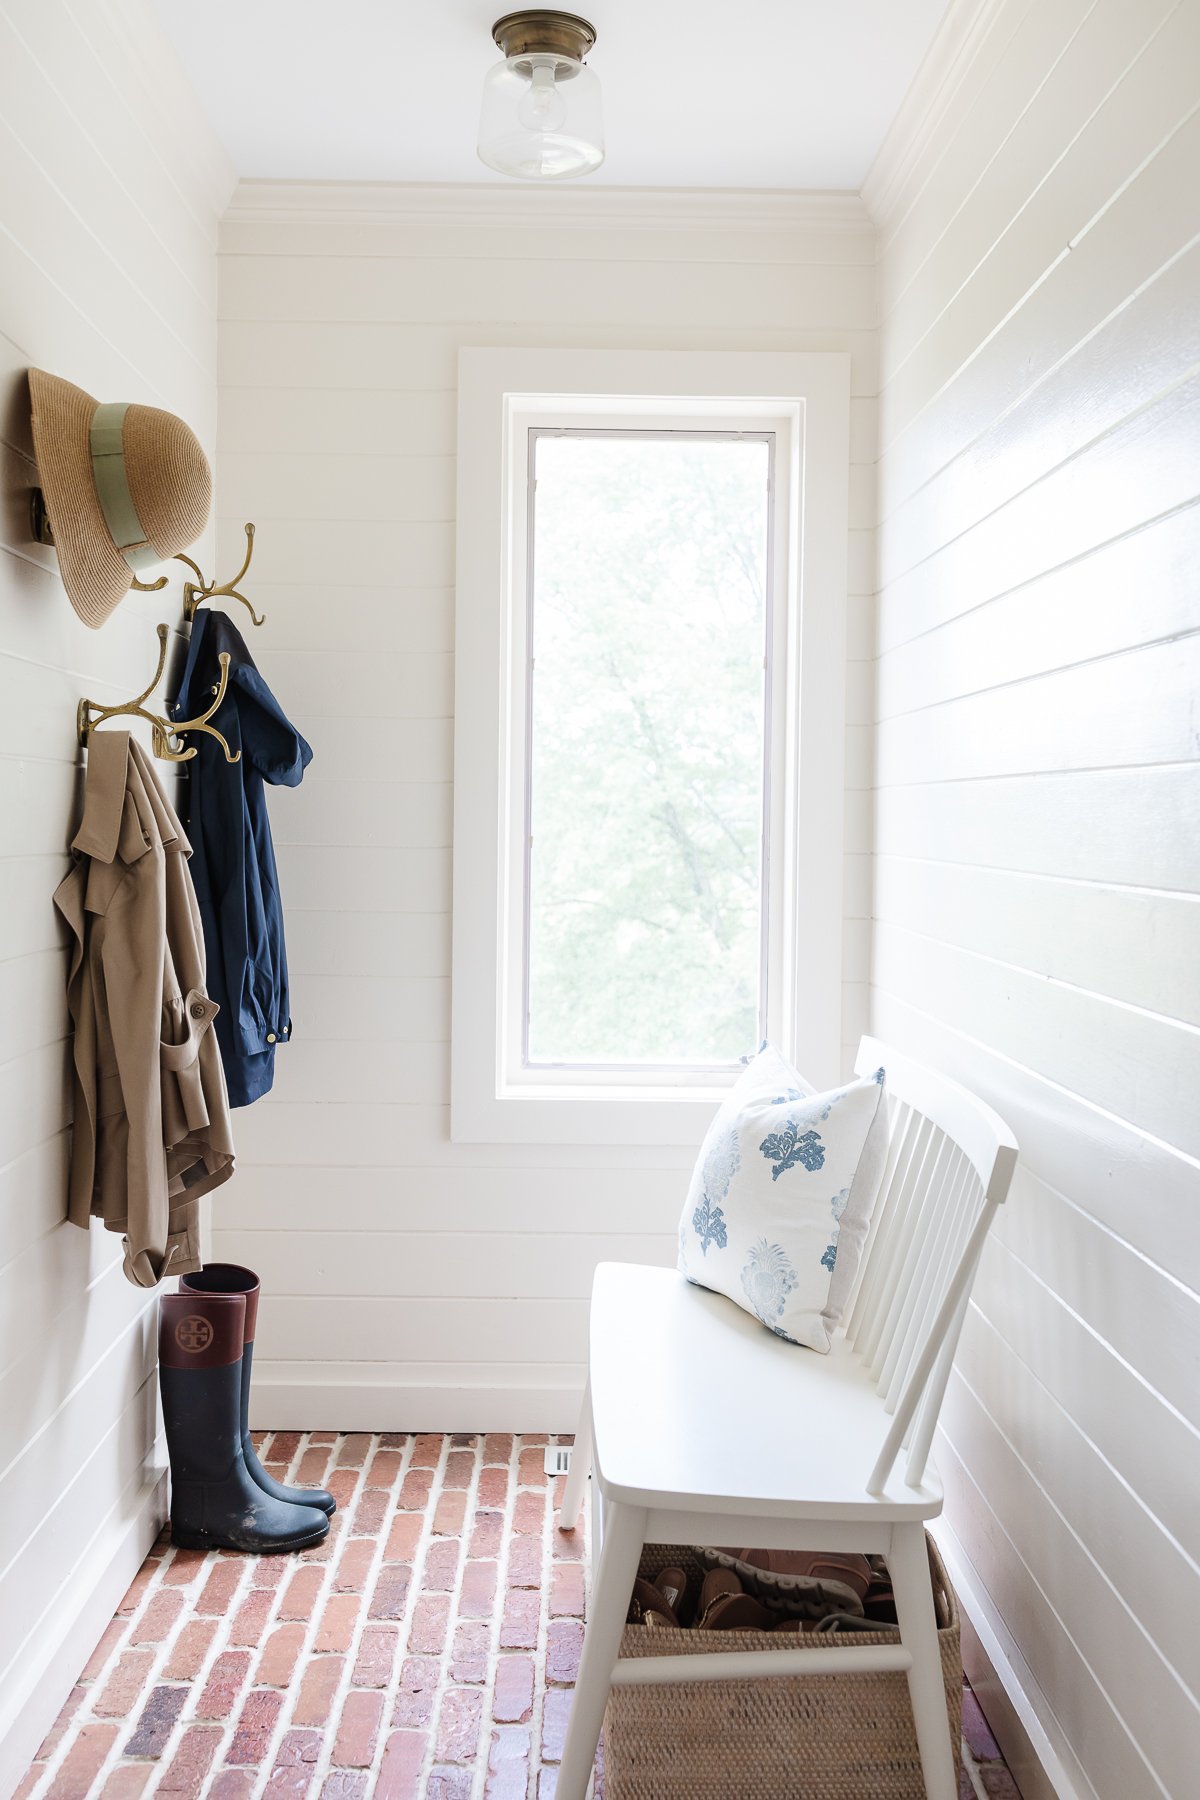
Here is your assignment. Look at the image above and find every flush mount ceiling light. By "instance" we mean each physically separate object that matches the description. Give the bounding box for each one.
[478,11,603,181]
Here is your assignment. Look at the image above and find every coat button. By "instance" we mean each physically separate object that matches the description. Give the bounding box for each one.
[267,1032,277,1044]
[190,1003,205,1019]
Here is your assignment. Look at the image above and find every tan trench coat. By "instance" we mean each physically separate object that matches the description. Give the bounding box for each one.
[53,731,235,1286]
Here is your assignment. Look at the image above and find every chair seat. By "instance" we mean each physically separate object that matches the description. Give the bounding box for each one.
[588,1263,943,1523]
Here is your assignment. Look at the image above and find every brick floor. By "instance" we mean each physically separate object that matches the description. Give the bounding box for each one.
[18,1433,1019,1797]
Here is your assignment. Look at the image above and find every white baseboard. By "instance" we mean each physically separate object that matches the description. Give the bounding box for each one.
[0,1467,168,1800]
[248,1377,585,1435]
[931,1518,1098,1800]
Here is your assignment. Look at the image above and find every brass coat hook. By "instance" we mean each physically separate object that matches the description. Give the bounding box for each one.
[77,624,241,765]
[180,522,265,627]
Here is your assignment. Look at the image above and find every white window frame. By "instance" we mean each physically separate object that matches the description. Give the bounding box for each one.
[452,348,851,1146]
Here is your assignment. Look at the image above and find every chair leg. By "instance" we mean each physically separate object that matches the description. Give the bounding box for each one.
[559,1377,592,1532]
[889,1523,957,1800]
[556,1497,646,1800]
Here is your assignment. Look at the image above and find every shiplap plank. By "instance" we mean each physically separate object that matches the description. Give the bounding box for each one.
[283,908,449,980]
[217,451,455,524]
[217,515,453,590]
[270,717,451,786]
[0,949,68,1064]
[252,1297,587,1365]
[253,647,453,721]
[215,1230,677,1301]
[217,319,880,399]
[878,501,1200,719]
[0,1040,71,1172]
[273,844,451,914]
[0,1133,69,1270]
[269,778,451,851]
[872,921,1200,1159]
[264,1038,448,1108]
[875,855,1200,1026]
[224,585,453,655]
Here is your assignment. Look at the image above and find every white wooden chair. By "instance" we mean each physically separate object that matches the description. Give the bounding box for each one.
[555,1036,1018,1800]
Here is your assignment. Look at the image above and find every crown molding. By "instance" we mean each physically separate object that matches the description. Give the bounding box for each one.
[222,179,873,235]
[861,0,1007,231]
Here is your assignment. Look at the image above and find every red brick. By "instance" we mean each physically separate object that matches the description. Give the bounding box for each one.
[500,1589,539,1651]
[80,1618,126,1682]
[117,1563,156,1615]
[267,1431,302,1465]
[546,1619,584,1686]
[100,1768,154,1799]
[451,1621,490,1685]
[316,1593,363,1653]
[962,1688,1002,1763]
[477,1467,510,1509]
[524,1434,549,1446]
[279,1563,325,1621]
[265,1729,322,1797]
[366,1450,403,1487]
[332,1690,384,1769]
[458,1561,497,1620]
[320,1777,368,1800]
[164,1618,218,1681]
[492,1657,534,1724]
[130,1588,184,1644]
[310,1431,338,1444]
[397,1469,433,1510]
[517,1447,547,1487]
[208,1773,256,1800]
[980,1770,1022,1798]
[159,1548,206,1591]
[407,1593,450,1654]
[230,1586,275,1648]
[352,1624,399,1688]
[335,1538,376,1592]
[549,1563,585,1617]
[427,1771,473,1800]
[536,1773,559,1800]
[196,1651,252,1721]
[94,1650,155,1718]
[125,1684,187,1757]
[468,1510,504,1558]
[376,1730,428,1799]
[442,1451,475,1489]
[482,1434,513,1465]
[379,1433,408,1449]
[385,1513,422,1562]
[551,1523,584,1560]
[45,1724,118,1799]
[435,1688,483,1763]
[292,1656,345,1727]
[410,1434,442,1468]
[252,1553,288,1590]
[352,1488,389,1535]
[505,1537,542,1588]
[328,1469,361,1510]
[392,1658,439,1728]
[157,1724,222,1795]
[485,1726,531,1799]
[336,1434,372,1468]
[226,1689,284,1765]
[512,1491,544,1536]
[432,1490,467,1535]
[256,1622,307,1688]
[539,1686,572,1762]
[369,1563,413,1622]
[422,1537,460,1592]
[196,1558,244,1616]
[301,1512,340,1564]
[959,1775,978,1800]
[295,1447,331,1486]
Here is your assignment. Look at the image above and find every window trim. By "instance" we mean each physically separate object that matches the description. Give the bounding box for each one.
[452,348,852,1146]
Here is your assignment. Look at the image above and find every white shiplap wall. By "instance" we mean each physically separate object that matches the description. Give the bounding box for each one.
[0,0,232,1785]
[213,184,877,1430]
[866,2,1200,1795]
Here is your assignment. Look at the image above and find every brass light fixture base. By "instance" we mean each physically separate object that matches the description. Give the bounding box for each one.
[491,10,596,64]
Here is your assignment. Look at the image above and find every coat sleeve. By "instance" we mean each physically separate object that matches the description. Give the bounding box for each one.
[232,661,313,787]
[103,866,173,1288]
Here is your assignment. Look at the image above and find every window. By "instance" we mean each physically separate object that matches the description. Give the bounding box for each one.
[525,428,774,1072]
[453,349,851,1145]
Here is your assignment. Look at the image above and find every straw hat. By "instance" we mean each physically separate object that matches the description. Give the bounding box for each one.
[29,368,211,629]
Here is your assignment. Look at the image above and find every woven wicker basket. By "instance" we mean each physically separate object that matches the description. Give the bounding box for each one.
[603,1533,961,1800]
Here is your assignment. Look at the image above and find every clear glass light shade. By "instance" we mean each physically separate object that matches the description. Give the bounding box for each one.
[478,52,604,180]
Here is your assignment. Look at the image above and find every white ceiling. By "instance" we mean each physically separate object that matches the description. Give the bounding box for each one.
[153,0,949,191]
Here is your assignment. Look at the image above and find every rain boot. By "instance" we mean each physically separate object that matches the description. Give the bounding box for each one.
[160,1290,329,1553]
[178,1261,335,1515]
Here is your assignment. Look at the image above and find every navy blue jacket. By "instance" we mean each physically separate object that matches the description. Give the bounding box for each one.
[173,611,312,1107]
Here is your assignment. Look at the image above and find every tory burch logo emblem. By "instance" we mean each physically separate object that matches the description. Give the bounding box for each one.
[175,1315,214,1354]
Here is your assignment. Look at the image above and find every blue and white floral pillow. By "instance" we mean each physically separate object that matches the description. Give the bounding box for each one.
[677,1044,888,1353]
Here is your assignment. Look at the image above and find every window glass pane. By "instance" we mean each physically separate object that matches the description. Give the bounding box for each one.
[526,430,772,1068]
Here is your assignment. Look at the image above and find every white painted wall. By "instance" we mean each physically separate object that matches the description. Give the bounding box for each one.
[865,2,1200,1795]
[213,184,877,1430]
[0,0,231,1786]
